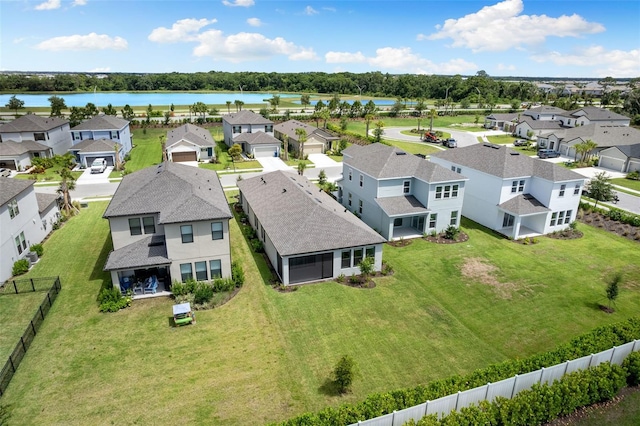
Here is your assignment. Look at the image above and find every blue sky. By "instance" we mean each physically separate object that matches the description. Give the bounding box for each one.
[1,0,638,78]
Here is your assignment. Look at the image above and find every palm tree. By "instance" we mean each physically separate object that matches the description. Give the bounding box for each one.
[282,135,289,161]
[295,128,307,159]
[364,113,374,138]
[225,101,232,114]
[319,109,330,129]
[114,144,122,171]
[429,108,437,132]
[582,139,598,164]
[159,135,167,162]
[373,120,385,143]
[57,168,78,216]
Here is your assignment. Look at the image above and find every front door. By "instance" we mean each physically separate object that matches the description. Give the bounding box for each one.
[411,216,425,232]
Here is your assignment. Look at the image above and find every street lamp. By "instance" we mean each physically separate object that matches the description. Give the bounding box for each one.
[444,86,451,116]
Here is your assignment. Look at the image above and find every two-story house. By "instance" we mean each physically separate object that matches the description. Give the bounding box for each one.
[69,115,133,168]
[103,162,232,294]
[0,179,60,282]
[221,110,280,158]
[537,124,640,160]
[339,143,467,241]
[557,106,630,128]
[430,144,586,240]
[0,114,72,170]
[237,170,385,285]
[274,120,339,156]
[165,123,216,163]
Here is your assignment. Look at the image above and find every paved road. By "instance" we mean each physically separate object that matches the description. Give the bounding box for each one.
[381,126,505,149]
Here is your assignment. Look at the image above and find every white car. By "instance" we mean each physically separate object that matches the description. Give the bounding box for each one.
[90,158,107,174]
[0,168,12,177]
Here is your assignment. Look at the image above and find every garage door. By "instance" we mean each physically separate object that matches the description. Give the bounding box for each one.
[628,161,640,173]
[288,253,333,284]
[599,156,624,172]
[172,151,197,162]
[304,144,324,154]
[85,155,115,167]
[0,160,17,170]
[253,146,277,158]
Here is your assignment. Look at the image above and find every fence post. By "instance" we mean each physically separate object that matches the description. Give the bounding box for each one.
[539,367,544,385]
[588,354,594,367]
[47,292,52,307]
[424,400,429,417]
[610,346,617,363]
[564,360,569,376]
[13,280,18,294]
[511,375,518,398]
[485,383,490,400]
[455,390,461,410]
[30,320,36,336]
[39,306,45,320]
[20,336,27,352]
[31,278,35,292]
[392,410,396,425]
[9,357,15,373]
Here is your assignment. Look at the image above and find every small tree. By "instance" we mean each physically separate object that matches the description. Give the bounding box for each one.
[358,257,374,282]
[295,128,307,159]
[588,171,615,207]
[318,169,327,186]
[297,162,306,176]
[5,95,24,116]
[48,95,67,117]
[605,273,622,312]
[102,103,117,116]
[57,168,79,216]
[373,120,385,143]
[333,355,357,394]
[228,143,242,161]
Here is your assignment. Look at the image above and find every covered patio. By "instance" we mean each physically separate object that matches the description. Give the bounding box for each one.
[497,194,550,239]
[376,195,430,241]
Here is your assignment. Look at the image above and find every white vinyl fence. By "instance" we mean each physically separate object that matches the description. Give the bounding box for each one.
[352,340,640,426]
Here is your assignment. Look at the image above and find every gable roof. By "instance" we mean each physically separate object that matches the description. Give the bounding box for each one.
[237,171,385,256]
[274,119,338,141]
[544,124,640,148]
[431,143,584,182]
[517,116,564,131]
[222,110,273,125]
[485,112,520,121]
[71,138,121,153]
[104,234,170,271]
[166,123,215,148]
[103,162,231,224]
[566,106,629,122]
[498,194,550,216]
[522,106,567,118]
[71,115,129,131]
[343,143,465,183]
[0,140,50,156]
[602,143,640,159]
[36,192,59,213]
[0,115,68,133]
[375,195,429,217]
[0,179,34,206]
[233,131,281,146]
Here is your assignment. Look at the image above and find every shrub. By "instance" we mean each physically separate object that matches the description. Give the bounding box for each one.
[193,282,214,304]
[231,261,245,287]
[251,239,264,253]
[212,278,235,293]
[444,225,460,240]
[626,170,640,180]
[12,259,30,276]
[622,351,640,386]
[382,261,394,275]
[184,278,197,294]
[171,281,187,296]
[336,273,345,283]
[97,287,131,312]
[333,355,358,394]
[29,243,44,257]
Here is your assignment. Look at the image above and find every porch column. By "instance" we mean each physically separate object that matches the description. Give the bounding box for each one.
[513,216,522,240]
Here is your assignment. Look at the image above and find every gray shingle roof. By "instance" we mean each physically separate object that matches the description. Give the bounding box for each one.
[566,106,630,122]
[431,143,584,182]
[166,123,215,148]
[103,162,231,224]
[237,171,385,256]
[274,120,338,141]
[614,143,640,158]
[485,112,519,121]
[518,116,564,130]
[71,138,121,153]
[71,115,129,131]
[498,194,550,216]
[0,140,50,156]
[36,192,59,213]
[545,124,640,148]
[344,143,465,183]
[222,110,273,125]
[233,131,281,146]
[522,106,567,117]
[0,115,68,133]
[104,234,170,271]
[0,179,34,206]
[375,195,429,216]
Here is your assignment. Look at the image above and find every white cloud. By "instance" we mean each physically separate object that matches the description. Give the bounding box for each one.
[222,0,254,7]
[304,6,318,15]
[35,0,60,10]
[193,30,318,62]
[148,18,216,43]
[496,63,516,71]
[89,67,110,72]
[327,47,477,74]
[531,46,640,78]
[35,33,128,51]
[72,0,87,6]
[423,0,605,52]
[247,18,262,27]
[322,7,336,13]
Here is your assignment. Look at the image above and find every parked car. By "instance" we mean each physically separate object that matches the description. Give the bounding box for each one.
[90,158,107,174]
[0,168,11,177]
[513,139,528,146]
[537,149,560,159]
[444,138,457,148]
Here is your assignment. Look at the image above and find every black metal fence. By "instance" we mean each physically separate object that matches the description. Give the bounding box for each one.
[0,277,61,397]
[0,276,60,295]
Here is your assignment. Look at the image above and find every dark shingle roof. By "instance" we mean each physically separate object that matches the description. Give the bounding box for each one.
[71,138,121,153]
[233,132,281,146]
[375,195,429,216]
[222,110,273,125]
[615,143,640,158]
[0,179,34,206]
[498,194,550,215]
[166,123,215,148]
[546,124,640,148]
[518,116,564,130]
[566,106,630,122]
[0,140,50,156]
[71,115,129,131]
[0,115,68,133]
[237,171,385,256]
[344,143,465,183]
[522,106,567,118]
[431,144,584,182]
[104,234,170,270]
[103,162,231,224]
[36,192,59,213]
[274,120,338,141]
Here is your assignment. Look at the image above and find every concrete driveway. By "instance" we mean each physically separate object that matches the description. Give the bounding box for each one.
[76,166,113,184]
[256,157,291,171]
[308,153,340,168]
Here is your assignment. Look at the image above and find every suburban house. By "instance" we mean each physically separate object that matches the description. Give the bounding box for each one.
[69,115,132,168]
[598,144,640,173]
[102,162,232,294]
[274,119,339,155]
[0,179,60,283]
[339,143,467,241]
[430,144,586,240]
[513,116,564,140]
[0,115,73,169]
[221,110,279,158]
[537,124,640,159]
[165,123,216,163]
[557,106,630,128]
[237,170,386,285]
[483,112,520,132]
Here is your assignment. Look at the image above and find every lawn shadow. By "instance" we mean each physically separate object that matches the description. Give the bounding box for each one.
[584,300,603,312]
[89,231,114,282]
[318,378,341,397]
[461,217,508,240]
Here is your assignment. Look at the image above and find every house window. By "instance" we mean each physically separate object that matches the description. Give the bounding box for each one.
[456,167,461,173]
[451,166,456,172]
[34,132,46,141]
[429,213,437,229]
[181,225,193,243]
[558,211,565,223]
[359,174,363,187]
[128,218,142,236]
[8,199,19,219]
[261,226,265,241]
[143,217,155,234]
[512,180,525,193]
[211,222,223,240]
[450,211,458,226]
[452,184,459,197]
[550,212,558,226]
[435,186,443,199]
[341,250,351,268]
[348,169,352,181]
[394,217,402,227]
[15,232,27,255]
[358,200,363,215]
[232,125,241,134]
[565,210,572,224]
[348,192,352,207]
[503,213,515,227]
[73,132,81,141]
[559,184,566,197]
[110,131,119,139]
[403,180,410,194]
[366,246,375,259]
[265,125,273,132]
[195,261,208,281]
[353,248,363,266]
[574,184,580,195]
[180,263,193,282]
[209,259,222,278]
[519,180,525,192]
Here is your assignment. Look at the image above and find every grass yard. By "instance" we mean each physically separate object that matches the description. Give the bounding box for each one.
[486,134,518,145]
[612,178,640,192]
[0,292,46,361]
[2,205,640,425]
[386,140,443,156]
[109,127,164,177]
[284,158,314,168]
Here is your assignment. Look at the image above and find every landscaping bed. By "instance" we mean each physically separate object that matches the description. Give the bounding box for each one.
[579,209,640,243]
[423,230,469,244]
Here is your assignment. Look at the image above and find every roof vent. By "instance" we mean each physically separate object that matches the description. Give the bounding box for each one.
[510,152,520,156]
[395,151,407,155]
[306,190,312,195]
[314,198,322,203]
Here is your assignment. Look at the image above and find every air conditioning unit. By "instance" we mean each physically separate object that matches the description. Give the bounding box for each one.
[26,251,39,263]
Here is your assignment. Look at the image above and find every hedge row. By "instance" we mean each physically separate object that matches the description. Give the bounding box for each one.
[409,361,627,426]
[275,316,640,426]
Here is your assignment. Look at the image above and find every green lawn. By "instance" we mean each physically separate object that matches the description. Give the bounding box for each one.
[564,388,640,426]
[0,292,46,361]
[612,178,640,192]
[486,134,518,145]
[285,158,313,168]
[14,167,82,182]
[2,204,640,425]
[386,140,443,156]
[109,127,164,177]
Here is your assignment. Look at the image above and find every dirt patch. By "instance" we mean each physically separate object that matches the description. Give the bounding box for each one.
[546,229,584,240]
[423,231,469,244]
[460,257,516,299]
[579,209,640,243]
[387,239,413,247]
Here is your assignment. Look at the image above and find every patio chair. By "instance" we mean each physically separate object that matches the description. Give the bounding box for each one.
[120,277,132,294]
[143,276,158,294]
